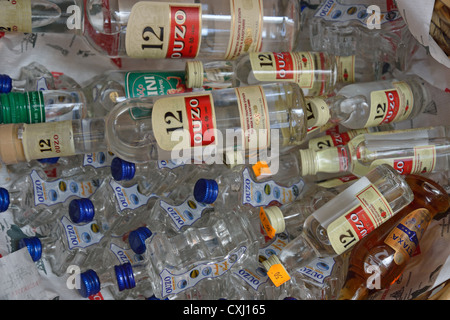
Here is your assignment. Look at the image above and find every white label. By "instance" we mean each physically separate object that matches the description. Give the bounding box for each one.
[258,232,289,259]
[241,168,304,207]
[157,159,186,169]
[60,216,104,250]
[109,243,143,265]
[233,266,269,291]
[83,152,114,168]
[159,196,213,231]
[296,256,337,284]
[109,180,156,211]
[31,170,100,207]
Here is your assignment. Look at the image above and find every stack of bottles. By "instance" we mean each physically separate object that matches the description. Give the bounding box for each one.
[0,0,448,300]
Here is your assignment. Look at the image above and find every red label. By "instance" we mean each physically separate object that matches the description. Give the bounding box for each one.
[338,174,358,183]
[166,5,201,59]
[330,132,351,147]
[393,158,413,175]
[345,205,376,240]
[381,90,401,124]
[337,146,349,172]
[273,52,294,80]
[185,95,215,147]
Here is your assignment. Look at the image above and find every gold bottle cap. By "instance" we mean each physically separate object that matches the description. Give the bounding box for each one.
[0,124,26,164]
[299,148,317,176]
[263,206,285,234]
[305,97,331,128]
[185,61,204,88]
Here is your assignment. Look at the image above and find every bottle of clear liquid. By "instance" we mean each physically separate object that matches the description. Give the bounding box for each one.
[261,164,414,287]
[0,168,101,227]
[299,126,450,177]
[338,174,450,300]
[185,51,386,96]
[1,0,301,59]
[0,82,323,166]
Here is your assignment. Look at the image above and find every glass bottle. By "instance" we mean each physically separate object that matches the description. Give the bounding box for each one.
[299,125,450,177]
[338,174,450,300]
[261,164,414,287]
[0,82,322,165]
[185,51,387,96]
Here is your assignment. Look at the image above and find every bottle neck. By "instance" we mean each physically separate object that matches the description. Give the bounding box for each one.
[186,60,234,89]
[299,146,351,176]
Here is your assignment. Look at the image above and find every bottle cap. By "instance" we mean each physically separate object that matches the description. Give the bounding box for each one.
[18,237,42,262]
[114,263,136,291]
[304,97,330,128]
[37,157,60,164]
[194,179,219,204]
[0,92,45,124]
[185,61,204,88]
[299,149,317,176]
[0,188,10,212]
[263,206,285,234]
[0,123,27,164]
[69,198,95,224]
[111,157,136,181]
[128,226,153,254]
[0,74,12,94]
[261,253,282,271]
[78,269,101,298]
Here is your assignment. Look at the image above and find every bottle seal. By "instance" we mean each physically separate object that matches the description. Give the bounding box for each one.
[111,157,136,181]
[185,61,204,88]
[69,198,95,224]
[0,91,45,124]
[129,226,153,254]
[18,237,42,262]
[194,179,219,204]
[0,187,10,212]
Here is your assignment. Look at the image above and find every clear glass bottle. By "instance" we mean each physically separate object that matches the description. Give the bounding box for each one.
[0,82,320,165]
[299,126,450,177]
[0,168,101,227]
[261,164,414,287]
[338,174,450,300]
[185,51,386,96]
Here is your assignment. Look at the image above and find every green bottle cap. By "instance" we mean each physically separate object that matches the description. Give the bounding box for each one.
[0,91,46,124]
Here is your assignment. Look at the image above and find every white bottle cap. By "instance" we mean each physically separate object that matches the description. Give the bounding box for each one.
[299,149,317,176]
[305,97,331,128]
[185,61,204,88]
[263,206,285,234]
[262,254,282,271]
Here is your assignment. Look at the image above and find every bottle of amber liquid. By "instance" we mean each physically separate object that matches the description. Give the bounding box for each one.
[338,174,450,300]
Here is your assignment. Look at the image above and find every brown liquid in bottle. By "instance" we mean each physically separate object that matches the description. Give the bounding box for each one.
[338,174,450,300]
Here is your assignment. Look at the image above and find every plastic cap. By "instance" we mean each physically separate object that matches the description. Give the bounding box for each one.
[129,227,152,254]
[18,237,42,262]
[37,157,60,164]
[78,269,101,298]
[0,92,45,124]
[111,157,136,181]
[194,179,219,204]
[0,74,12,94]
[69,198,95,223]
[185,61,204,88]
[263,206,285,234]
[299,149,317,176]
[0,187,10,212]
[114,263,136,291]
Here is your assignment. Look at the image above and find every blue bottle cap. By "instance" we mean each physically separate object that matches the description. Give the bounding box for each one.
[128,227,152,254]
[0,188,10,212]
[111,157,136,181]
[78,269,101,298]
[193,179,219,204]
[69,198,95,224]
[37,157,60,164]
[18,237,42,262]
[114,263,136,291]
[0,74,12,94]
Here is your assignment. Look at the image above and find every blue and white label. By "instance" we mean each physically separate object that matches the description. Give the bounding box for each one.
[83,152,114,168]
[159,246,246,298]
[159,196,213,230]
[157,159,186,169]
[296,256,337,284]
[60,216,104,250]
[233,266,269,291]
[31,170,100,207]
[241,168,304,207]
[109,179,156,211]
[258,232,290,260]
[109,243,143,265]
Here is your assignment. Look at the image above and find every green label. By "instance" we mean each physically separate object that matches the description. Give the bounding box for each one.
[125,71,189,98]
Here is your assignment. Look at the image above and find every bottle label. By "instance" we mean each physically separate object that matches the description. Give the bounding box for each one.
[124,71,190,98]
[22,120,76,161]
[326,182,394,255]
[109,179,156,211]
[126,3,202,59]
[233,266,269,291]
[82,152,114,168]
[0,0,32,32]
[241,167,304,207]
[159,196,213,231]
[60,216,104,250]
[266,263,291,287]
[336,56,356,84]
[296,256,337,284]
[109,242,142,265]
[366,81,414,127]
[305,97,330,132]
[249,52,317,89]
[224,0,263,60]
[152,93,217,152]
[309,128,369,151]
[159,246,246,298]
[369,145,436,175]
[258,233,289,260]
[316,146,350,173]
[31,170,100,207]
[157,159,186,169]
[384,208,431,265]
[235,86,270,150]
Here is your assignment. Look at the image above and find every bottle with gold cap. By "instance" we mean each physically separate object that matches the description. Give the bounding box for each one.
[338,174,450,300]
[261,164,414,287]
[298,125,450,178]
[185,51,384,96]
